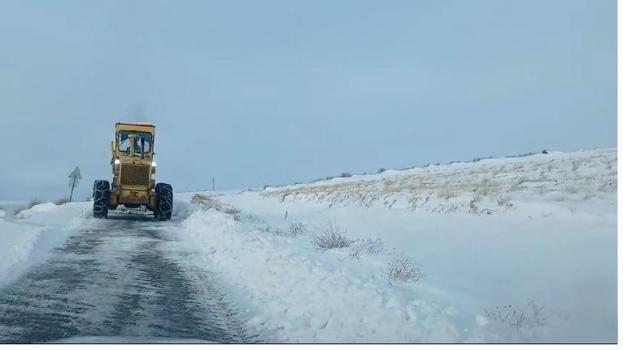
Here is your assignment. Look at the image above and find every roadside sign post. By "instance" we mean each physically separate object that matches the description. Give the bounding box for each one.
[68,166,82,202]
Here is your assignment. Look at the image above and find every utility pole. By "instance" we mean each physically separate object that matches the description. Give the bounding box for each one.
[212,177,215,191]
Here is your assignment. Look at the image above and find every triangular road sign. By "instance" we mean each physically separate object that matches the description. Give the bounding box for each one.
[68,166,82,180]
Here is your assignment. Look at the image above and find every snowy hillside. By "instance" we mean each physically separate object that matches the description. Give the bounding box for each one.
[262,148,616,214]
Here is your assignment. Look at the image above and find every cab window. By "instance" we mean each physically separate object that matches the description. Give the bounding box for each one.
[118,131,153,154]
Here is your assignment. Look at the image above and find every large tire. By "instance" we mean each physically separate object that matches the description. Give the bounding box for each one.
[154,183,173,221]
[93,180,110,218]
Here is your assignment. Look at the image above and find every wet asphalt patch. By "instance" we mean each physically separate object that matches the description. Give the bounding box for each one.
[0,217,252,343]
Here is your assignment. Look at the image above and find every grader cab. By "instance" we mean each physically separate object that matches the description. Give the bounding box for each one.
[92,122,173,220]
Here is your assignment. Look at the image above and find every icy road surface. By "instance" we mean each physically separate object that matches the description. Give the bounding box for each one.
[0,213,251,343]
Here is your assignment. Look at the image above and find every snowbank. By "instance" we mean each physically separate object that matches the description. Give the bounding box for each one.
[176,207,465,342]
[0,220,45,286]
[14,202,58,219]
[0,202,93,288]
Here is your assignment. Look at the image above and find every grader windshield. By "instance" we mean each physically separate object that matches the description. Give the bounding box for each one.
[118,131,153,155]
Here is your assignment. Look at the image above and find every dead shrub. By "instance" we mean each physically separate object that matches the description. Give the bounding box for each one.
[223,207,241,215]
[350,238,384,259]
[288,222,307,236]
[484,300,546,330]
[313,220,354,249]
[388,257,424,283]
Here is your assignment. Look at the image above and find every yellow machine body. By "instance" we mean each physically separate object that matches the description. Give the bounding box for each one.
[110,122,157,210]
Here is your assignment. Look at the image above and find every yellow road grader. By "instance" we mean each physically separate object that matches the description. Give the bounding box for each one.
[93,122,173,220]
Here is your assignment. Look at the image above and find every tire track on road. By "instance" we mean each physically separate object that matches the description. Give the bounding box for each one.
[0,215,251,343]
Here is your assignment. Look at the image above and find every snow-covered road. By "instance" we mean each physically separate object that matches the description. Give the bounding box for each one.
[0,213,251,343]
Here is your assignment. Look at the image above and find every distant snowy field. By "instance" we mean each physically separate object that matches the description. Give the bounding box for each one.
[175,148,617,343]
[262,148,616,215]
[0,148,617,343]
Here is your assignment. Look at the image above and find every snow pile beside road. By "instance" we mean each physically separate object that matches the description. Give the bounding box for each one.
[14,203,59,219]
[177,206,464,342]
[0,202,93,288]
[0,220,45,285]
[182,194,616,342]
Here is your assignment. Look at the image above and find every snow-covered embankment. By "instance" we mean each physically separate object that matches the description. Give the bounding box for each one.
[173,148,617,343]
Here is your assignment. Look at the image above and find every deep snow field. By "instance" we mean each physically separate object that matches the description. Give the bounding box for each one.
[0,148,617,343]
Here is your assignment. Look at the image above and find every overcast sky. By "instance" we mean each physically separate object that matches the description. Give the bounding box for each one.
[0,0,616,201]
